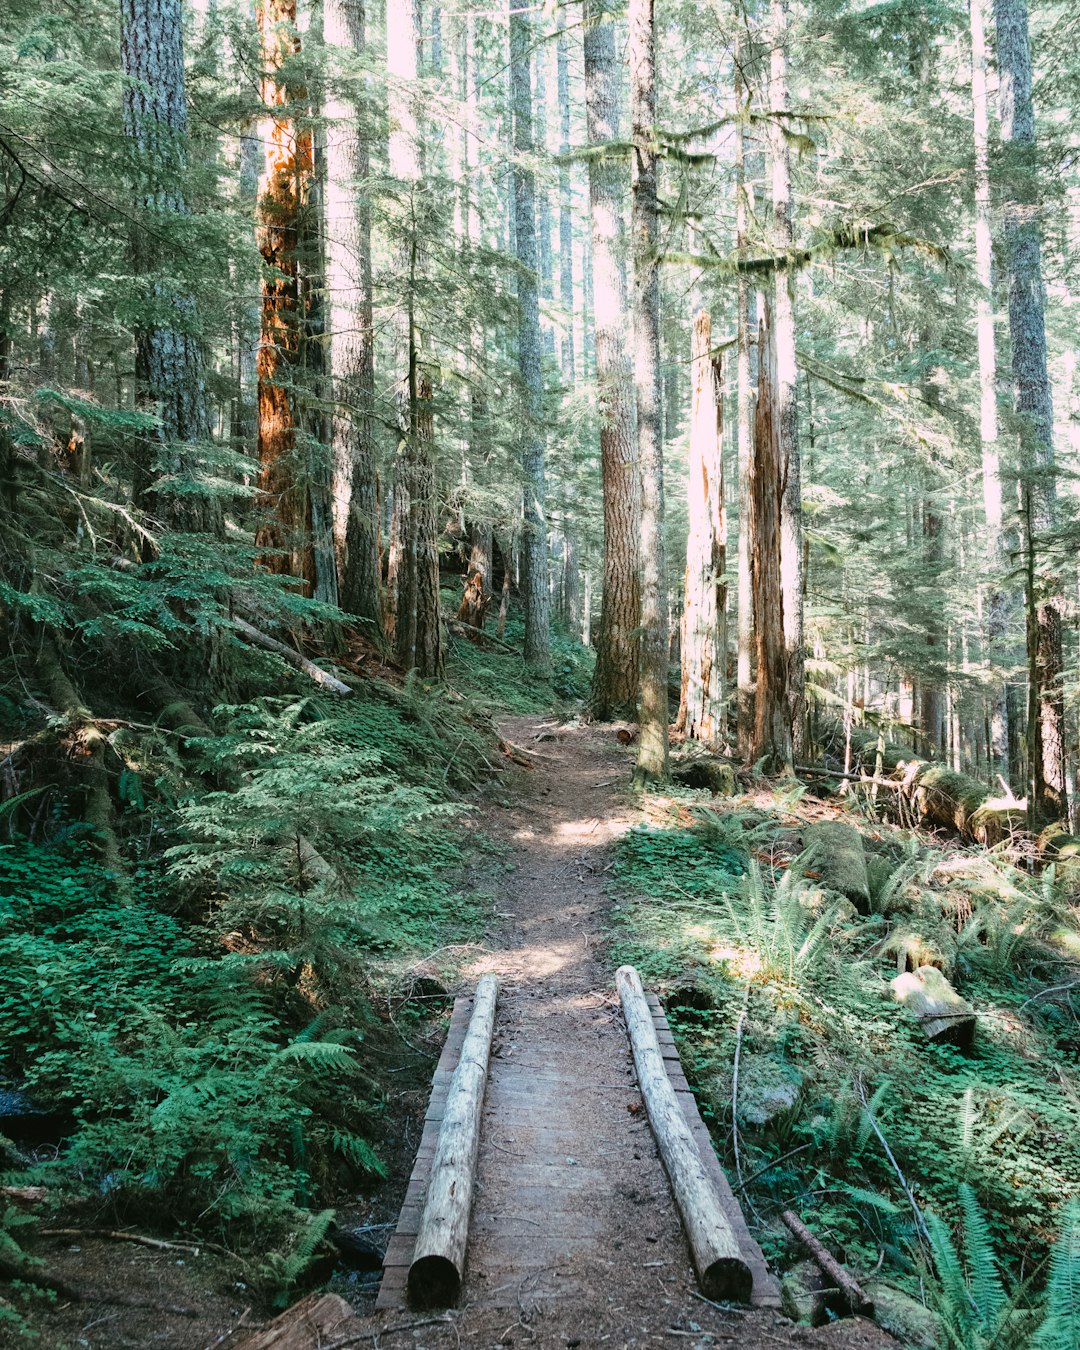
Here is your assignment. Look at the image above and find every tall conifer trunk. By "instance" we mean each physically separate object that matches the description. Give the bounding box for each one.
[750,306,791,771]
[509,0,550,672]
[584,0,640,719]
[120,0,212,533]
[254,0,316,590]
[769,0,804,756]
[385,0,442,675]
[994,0,1065,819]
[735,35,755,759]
[630,0,667,783]
[324,0,380,625]
[677,309,726,746]
[556,9,576,384]
[970,0,1010,779]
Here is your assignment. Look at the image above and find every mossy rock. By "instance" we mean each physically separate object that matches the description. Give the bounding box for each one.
[672,756,737,796]
[866,1282,939,1348]
[733,1053,804,1126]
[803,819,870,913]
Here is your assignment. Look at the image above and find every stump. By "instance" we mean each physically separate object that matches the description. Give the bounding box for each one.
[892,965,975,1047]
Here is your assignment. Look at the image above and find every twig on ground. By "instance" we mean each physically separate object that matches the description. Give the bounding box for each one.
[320,1316,455,1348]
[200,1307,251,1350]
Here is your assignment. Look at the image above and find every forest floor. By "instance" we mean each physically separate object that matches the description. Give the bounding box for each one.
[16,714,894,1350]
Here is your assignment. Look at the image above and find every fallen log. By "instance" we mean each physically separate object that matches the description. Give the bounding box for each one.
[891,965,975,1047]
[816,725,1029,844]
[780,1209,873,1317]
[407,974,498,1308]
[230,618,353,697]
[616,965,752,1303]
[231,1293,354,1350]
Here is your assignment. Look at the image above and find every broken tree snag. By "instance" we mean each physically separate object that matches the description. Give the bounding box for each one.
[892,965,975,1048]
[456,571,490,631]
[230,617,353,696]
[616,965,752,1303]
[780,1210,873,1317]
[407,973,498,1308]
[232,1293,356,1350]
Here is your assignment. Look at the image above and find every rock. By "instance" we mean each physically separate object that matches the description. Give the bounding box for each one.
[734,1054,803,1126]
[781,1259,826,1324]
[803,820,871,913]
[672,756,737,796]
[891,965,975,1047]
[865,1282,939,1348]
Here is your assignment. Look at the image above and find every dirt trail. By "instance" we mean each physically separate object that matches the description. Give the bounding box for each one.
[370,714,893,1348]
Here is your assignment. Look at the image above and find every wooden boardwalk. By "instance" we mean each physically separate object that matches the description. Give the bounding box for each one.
[377,990,779,1312]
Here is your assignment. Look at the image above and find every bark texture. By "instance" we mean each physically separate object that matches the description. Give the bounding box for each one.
[994,0,1065,820]
[735,43,754,759]
[509,0,550,672]
[556,10,576,383]
[749,308,792,772]
[769,0,804,758]
[584,0,640,719]
[120,0,212,532]
[631,0,668,784]
[677,310,726,747]
[324,0,380,625]
[254,0,316,591]
[970,0,1009,776]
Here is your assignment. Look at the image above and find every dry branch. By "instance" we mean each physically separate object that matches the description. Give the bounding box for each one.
[230,618,353,697]
[779,1210,873,1316]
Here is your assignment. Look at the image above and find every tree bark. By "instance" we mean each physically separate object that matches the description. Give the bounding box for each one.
[324,0,380,626]
[677,309,726,748]
[119,0,213,534]
[630,0,668,785]
[584,0,640,718]
[970,0,1009,779]
[769,0,804,758]
[735,36,755,760]
[556,10,576,384]
[509,0,550,673]
[254,0,316,592]
[749,306,791,772]
[993,0,1065,820]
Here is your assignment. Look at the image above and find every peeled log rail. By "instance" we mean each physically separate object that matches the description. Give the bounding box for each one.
[407,974,498,1308]
[616,965,753,1302]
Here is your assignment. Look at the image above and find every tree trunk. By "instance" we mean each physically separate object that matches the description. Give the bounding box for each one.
[631,0,668,785]
[584,0,640,718]
[677,309,726,748]
[735,37,755,760]
[970,0,1009,779]
[556,10,576,384]
[749,306,791,772]
[254,0,316,591]
[324,0,380,626]
[769,0,804,758]
[994,0,1065,820]
[509,0,550,673]
[119,0,213,534]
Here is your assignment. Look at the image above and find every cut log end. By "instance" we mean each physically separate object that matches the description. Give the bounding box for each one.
[700,1256,754,1304]
[407,1253,461,1309]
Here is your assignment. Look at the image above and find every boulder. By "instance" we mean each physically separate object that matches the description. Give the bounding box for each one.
[672,756,737,796]
[734,1054,804,1126]
[803,820,871,913]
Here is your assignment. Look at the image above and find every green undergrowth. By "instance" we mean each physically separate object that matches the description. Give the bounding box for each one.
[445,607,594,714]
[609,798,1080,1346]
[0,651,500,1316]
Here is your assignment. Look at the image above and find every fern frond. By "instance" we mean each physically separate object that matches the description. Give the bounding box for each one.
[1034,1200,1080,1350]
[958,1184,1006,1335]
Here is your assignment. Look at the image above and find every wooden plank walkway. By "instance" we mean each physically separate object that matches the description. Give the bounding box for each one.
[377,989,779,1311]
